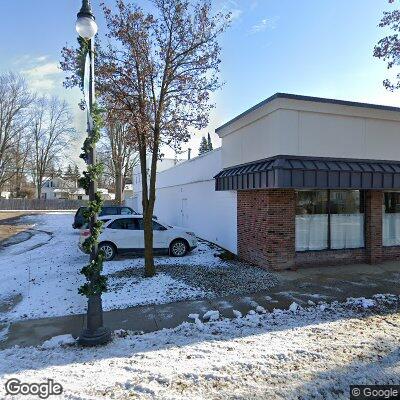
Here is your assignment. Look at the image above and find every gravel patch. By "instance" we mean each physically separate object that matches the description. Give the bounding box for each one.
[109,256,278,298]
[164,262,278,297]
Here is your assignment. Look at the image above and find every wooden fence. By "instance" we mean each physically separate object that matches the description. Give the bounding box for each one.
[0,198,90,210]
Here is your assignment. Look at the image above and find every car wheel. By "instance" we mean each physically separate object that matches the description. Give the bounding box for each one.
[170,239,188,257]
[99,242,116,261]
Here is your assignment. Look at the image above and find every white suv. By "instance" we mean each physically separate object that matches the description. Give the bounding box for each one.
[79,215,198,261]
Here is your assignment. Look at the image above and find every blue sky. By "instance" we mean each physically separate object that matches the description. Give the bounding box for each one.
[0,0,399,160]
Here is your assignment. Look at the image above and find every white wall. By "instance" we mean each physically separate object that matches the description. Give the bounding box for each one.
[133,158,181,192]
[219,97,400,168]
[133,149,237,253]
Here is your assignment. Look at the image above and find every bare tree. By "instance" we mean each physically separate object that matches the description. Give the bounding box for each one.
[9,128,32,197]
[102,0,229,276]
[0,73,34,190]
[99,116,138,203]
[96,151,114,190]
[30,97,76,199]
[62,0,229,277]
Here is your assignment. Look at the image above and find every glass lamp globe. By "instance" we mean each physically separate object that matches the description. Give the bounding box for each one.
[76,16,98,39]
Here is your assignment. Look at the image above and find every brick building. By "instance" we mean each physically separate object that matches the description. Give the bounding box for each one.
[134,93,400,270]
[215,93,400,270]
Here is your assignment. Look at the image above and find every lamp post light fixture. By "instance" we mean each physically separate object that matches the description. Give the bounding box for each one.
[76,0,98,39]
[76,0,111,347]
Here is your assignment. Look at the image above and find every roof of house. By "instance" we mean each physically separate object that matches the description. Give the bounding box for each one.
[215,93,400,133]
[53,188,70,193]
[71,188,86,195]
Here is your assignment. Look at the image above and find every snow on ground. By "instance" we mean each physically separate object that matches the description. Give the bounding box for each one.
[41,334,76,350]
[0,214,204,322]
[0,213,87,322]
[0,213,276,323]
[0,295,399,400]
[104,237,226,274]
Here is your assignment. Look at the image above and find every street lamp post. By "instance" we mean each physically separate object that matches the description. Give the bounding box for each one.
[76,0,111,346]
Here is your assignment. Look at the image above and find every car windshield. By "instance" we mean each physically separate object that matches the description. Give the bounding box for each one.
[153,219,170,228]
[100,207,119,216]
[76,207,87,217]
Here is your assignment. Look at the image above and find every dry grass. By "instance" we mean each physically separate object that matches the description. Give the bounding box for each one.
[0,212,37,242]
[0,212,31,221]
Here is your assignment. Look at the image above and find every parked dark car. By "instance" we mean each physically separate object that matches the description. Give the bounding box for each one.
[72,205,137,229]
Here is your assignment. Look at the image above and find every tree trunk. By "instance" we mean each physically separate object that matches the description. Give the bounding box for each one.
[143,210,155,277]
[143,133,159,277]
[139,139,157,278]
[37,180,42,199]
[115,170,123,205]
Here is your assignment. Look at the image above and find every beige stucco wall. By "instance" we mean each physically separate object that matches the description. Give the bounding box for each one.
[218,97,400,168]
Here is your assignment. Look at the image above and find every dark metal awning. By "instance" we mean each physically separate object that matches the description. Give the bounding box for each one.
[214,155,400,191]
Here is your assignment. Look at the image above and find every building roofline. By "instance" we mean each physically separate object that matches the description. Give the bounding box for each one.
[215,154,400,191]
[152,147,222,175]
[215,93,400,133]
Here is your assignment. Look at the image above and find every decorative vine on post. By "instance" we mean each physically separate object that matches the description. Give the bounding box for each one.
[77,37,108,297]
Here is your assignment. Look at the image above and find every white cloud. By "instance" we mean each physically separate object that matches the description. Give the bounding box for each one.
[230,8,243,21]
[10,56,85,167]
[220,0,242,23]
[22,62,62,92]
[33,55,49,63]
[23,62,61,76]
[250,16,278,34]
[13,54,49,66]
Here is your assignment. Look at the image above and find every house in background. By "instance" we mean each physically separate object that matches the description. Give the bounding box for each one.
[0,191,11,199]
[41,177,76,199]
[69,188,89,201]
[98,188,115,201]
[134,93,400,270]
[40,177,113,201]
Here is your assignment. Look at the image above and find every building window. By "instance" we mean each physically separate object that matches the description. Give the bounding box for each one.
[329,190,364,249]
[383,192,400,246]
[296,190,328,251]
[296,190,364,252]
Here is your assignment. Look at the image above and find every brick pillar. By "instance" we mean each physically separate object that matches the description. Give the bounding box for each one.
[237,189,295,270]
[365,190,383,264]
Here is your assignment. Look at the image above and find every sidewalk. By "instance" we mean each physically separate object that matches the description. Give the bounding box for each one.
[1,260,399,349]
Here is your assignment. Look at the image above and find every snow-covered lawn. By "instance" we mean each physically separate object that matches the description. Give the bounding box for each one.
[0,213,277,323]
[0,295,399,400]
